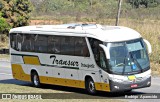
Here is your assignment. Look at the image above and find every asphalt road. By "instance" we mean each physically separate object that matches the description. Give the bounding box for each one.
[0,61,160,101]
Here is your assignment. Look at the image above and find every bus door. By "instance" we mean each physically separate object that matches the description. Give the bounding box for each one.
[88,38,110,91]
[98,46,110,91]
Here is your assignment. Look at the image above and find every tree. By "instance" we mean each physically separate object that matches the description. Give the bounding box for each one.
[0,13,10,34]
[128,0,159,8]
[0,1,10,34]
[0,0,32,34]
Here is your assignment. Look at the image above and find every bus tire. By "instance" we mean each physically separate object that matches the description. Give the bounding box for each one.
[86,78,96,94]
[31,72,41,88]
[124,89,132,92]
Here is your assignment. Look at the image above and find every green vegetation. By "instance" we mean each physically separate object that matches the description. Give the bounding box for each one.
[30,0,160,20]
[128,0,160,8]
[0,13,10,34]
[31,0,123,20]
[0,0,32,34]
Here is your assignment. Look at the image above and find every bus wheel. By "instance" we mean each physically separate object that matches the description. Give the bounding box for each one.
[124,89,132,93]
[31,72,41,88]
[86,78,96,94]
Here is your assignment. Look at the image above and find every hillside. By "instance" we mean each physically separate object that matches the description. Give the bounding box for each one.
[30,0,160,20]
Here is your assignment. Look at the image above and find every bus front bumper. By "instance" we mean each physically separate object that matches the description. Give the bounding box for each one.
[109,76,151,92]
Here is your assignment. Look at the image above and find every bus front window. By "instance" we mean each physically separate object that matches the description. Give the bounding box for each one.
[105,39,150,75]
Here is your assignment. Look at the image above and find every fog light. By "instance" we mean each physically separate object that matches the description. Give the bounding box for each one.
[114,85,119,89]
[147,81,151,85]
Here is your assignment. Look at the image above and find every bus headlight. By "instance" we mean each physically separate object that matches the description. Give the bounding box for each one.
[147,81,151,85]
[114,85,119,89]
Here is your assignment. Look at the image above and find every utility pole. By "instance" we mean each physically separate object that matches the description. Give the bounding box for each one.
[90,0,92,8]
[115,0,122,26]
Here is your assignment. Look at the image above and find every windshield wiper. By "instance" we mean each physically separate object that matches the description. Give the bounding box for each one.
[129,52,143,72]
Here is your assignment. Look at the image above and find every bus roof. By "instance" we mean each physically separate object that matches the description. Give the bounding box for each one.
[9,23,142,42]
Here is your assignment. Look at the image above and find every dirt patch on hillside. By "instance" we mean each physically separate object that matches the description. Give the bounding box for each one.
[30,20,63,25]
[30,20,96,25]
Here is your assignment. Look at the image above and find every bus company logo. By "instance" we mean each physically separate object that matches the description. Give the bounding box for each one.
[2,94,11,99]
[50,55,79,67]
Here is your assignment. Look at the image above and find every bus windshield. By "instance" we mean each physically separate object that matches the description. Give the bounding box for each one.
[105,38,150,75]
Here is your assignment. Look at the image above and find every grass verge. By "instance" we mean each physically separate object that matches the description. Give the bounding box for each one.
[0,84,125,102]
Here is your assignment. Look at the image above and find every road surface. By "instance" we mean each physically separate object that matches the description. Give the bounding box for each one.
[0,61,160,101]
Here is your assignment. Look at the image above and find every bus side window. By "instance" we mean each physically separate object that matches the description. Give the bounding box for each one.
[99,48,108,71]
[10,34,17,50]
[75,37,83,56]
[61,36,75,55]
[22,35,32,51]
[35,35,48,53]
[89,38,102,62]
[30,35,35,51]
[89,38,109,71]
[17,34,23,51]
[48,36,61,54]
[10,33,23,51]
[75,37,90,57]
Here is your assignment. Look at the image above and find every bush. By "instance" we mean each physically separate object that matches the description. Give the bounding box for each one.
[0,0,32,34]
[0,13,10,34]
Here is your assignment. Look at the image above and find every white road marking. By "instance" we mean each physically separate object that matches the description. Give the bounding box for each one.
[151,83,160,86]
[0,73,12,76]
[0,66,11,68]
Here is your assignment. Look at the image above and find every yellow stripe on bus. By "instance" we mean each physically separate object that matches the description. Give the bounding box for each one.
[11,64,110,92]
[95,83,110,92]
[39,76,85,89]
[12,64,30,81]
[23,56,40,65]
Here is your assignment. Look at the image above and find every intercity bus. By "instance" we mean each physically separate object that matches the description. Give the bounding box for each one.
[9,24,152,94]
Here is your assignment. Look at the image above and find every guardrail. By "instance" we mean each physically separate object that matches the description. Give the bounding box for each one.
[0,49,9,54]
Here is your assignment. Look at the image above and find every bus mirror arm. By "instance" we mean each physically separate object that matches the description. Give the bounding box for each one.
[99,44,110,59]
[143,39,152,54]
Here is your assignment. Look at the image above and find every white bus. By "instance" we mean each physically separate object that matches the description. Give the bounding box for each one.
[9,24,152,94]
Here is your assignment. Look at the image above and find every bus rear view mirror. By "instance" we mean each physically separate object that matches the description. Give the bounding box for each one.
[99,44,110,59]
[143,39,152,54]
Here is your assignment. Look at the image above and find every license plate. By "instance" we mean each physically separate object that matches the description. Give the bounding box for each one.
[131,84,138,88]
